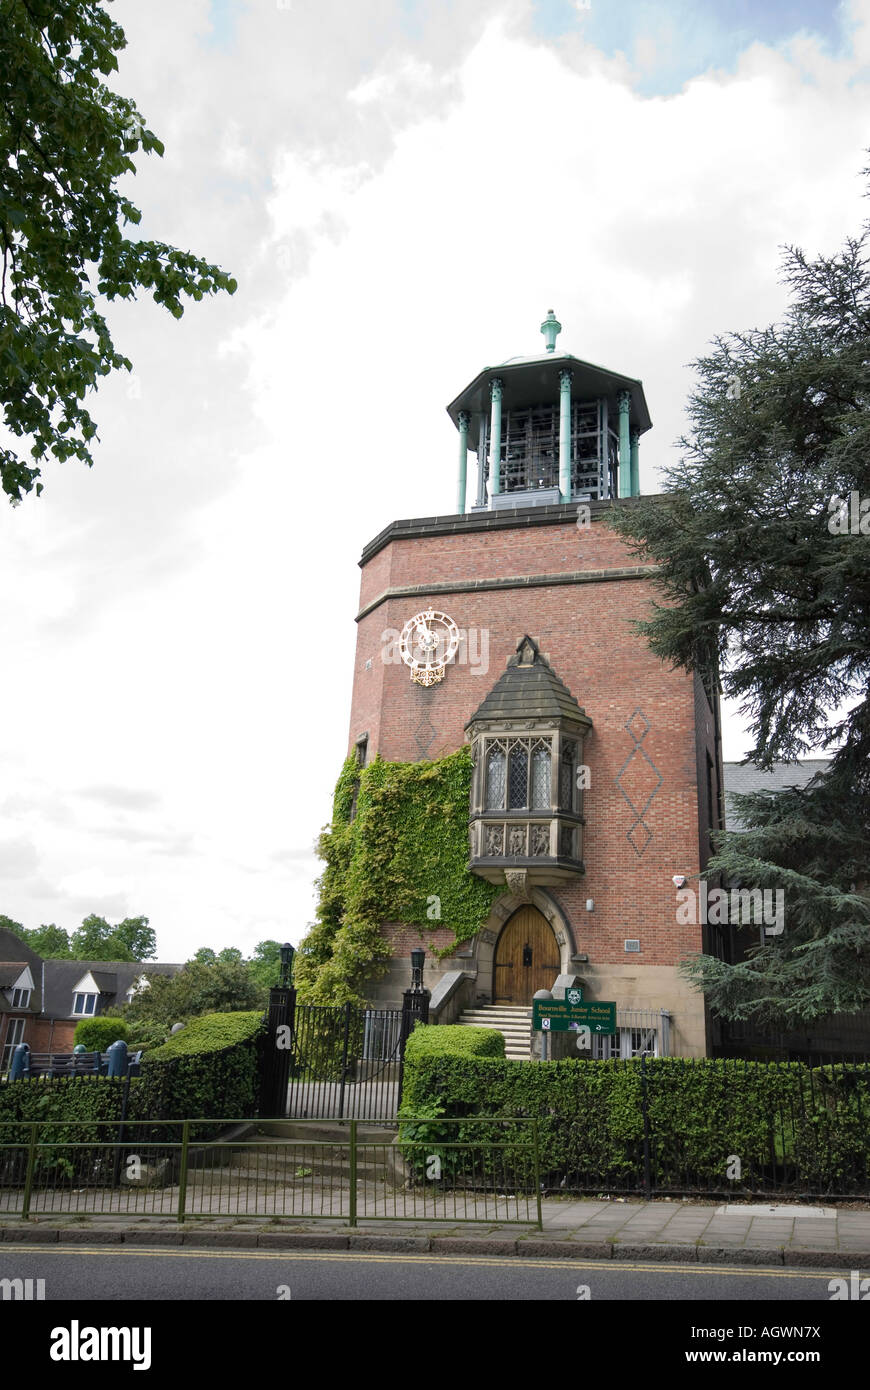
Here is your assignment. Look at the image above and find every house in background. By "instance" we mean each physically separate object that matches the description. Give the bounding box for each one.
[0,926,181,1067]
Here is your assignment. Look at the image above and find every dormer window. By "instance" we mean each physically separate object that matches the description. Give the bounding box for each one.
[466,636,592,889]
[71,968,112,1017]
[3,966,34,1012]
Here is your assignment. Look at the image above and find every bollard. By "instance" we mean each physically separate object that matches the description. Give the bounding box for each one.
[10,1043,30,1080]
[106,1039,129,1078]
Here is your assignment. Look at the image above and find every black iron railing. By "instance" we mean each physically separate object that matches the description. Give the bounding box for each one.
[0,1116,542,1226]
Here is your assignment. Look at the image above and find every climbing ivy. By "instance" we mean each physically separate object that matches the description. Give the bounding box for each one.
[295,748,506,1006]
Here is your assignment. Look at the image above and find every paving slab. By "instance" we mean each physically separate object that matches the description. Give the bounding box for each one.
[2,1195,870,1271]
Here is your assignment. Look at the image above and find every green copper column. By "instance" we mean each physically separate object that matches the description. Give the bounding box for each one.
[476,415,487,507]
[457,410,470,514]
[490,377,503,500]
[630,426,640,497]
[617,390,631,499]
[559,369,573,502]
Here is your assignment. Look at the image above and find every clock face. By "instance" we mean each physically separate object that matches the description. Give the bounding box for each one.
[399,609,460,686]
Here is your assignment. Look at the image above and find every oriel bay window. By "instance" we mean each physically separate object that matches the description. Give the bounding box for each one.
[485,738,552,811]
[466,636,591,888]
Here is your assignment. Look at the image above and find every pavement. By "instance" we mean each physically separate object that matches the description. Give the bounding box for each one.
[3,1196,870,1267]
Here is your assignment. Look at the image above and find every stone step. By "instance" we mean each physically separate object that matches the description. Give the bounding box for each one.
[458,1018,531,1031]
[459,1017,530,1026]
[455,1007,532,1061]
[458,1011,532,1020]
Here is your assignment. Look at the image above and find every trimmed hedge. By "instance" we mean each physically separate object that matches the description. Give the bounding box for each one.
[144,1011,262,1061]
[0,1012,268,1182]
[73,1016,128,1051]
[404,1024,505,1064]
[0,1077,134,1180]
[136,1010,265,1129]
[400,1046,870,1193]
[398,1026,505,1180]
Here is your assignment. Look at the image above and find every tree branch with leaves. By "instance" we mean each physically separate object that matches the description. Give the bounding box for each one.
[0,0,236,501]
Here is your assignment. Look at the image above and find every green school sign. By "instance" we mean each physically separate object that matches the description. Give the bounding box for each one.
[531,999,617,1033]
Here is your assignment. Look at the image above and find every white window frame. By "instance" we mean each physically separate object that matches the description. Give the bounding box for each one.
[125,974,150,1005]
[72,992,98,1016]
[593,1027,659,1060]
[2,1017,26,1071]
[10,987,30,1009]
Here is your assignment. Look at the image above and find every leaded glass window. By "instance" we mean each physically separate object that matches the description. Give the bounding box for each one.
[560,740,577,812]
[486,744,506,809]
[508,744,528,808]
[530,742,550,809]
[483,737,555,812]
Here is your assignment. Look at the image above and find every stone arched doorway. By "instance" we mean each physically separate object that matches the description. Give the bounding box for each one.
[493,906,561,1004]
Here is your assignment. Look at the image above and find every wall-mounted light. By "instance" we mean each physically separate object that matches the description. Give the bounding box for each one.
[410,947,425,992]
[279,942,295,987]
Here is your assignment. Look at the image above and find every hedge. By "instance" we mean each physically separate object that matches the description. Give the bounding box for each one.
[0,1077,133,1181]
[136,1010,265,1131]
[404,1024,505,1065]
[400,1046,870,1193]
[73,1016,128,1051]
[0,1011,268,1188]
[398,1025,506,1179]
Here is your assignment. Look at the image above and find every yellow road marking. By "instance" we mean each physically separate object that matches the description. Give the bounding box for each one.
[0,1245,842,1278]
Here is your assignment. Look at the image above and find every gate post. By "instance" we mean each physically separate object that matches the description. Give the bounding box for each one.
[398,955,431,1102]
[260,964,296,1119]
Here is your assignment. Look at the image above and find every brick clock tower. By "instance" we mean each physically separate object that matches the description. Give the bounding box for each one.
[346,313,723,1058]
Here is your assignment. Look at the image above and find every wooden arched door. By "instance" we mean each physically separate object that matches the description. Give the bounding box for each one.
[493,907,561,1004]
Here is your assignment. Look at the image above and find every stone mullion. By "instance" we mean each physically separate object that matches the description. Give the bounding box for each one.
[551,727,562,856]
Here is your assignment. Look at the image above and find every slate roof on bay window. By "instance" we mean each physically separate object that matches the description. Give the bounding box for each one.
[465,635,590,728]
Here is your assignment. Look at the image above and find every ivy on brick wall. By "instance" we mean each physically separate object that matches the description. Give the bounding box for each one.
[294,747,506,1006]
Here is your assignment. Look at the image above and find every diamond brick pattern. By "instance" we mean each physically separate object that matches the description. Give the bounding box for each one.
[616,708,661,857]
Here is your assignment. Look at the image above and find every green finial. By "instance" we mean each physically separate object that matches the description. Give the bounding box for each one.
[540,308,561,353]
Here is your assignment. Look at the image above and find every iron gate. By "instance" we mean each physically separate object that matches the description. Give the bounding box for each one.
[286,1001,421,1121]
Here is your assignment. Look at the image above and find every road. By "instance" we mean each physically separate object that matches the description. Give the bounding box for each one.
[0,1244,849,1301]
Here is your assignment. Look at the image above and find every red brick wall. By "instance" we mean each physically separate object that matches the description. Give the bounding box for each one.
[26,1018,76,1052]
[382,924,455,957]
[348,514,709,972]
[1,1015,76,1056]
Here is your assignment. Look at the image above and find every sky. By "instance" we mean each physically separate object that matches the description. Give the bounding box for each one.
[1,0,868,962]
